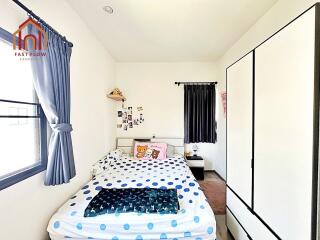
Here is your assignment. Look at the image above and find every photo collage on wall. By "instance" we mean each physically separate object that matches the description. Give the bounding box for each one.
[117,106,144,131]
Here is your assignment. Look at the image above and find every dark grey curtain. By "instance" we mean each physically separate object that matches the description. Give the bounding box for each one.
[28,24,75,185]
[184,84,217,143]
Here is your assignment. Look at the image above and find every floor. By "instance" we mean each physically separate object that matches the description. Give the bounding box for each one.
[201,172,233,240]
[199,172,226,215]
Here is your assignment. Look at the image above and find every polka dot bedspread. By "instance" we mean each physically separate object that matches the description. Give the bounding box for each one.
[48,156,216,240]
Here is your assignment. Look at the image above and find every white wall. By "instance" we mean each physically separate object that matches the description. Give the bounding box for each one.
[1,0,319,239]
[0,0,116,239]
[216,0,320,179]
[115,62,225,171]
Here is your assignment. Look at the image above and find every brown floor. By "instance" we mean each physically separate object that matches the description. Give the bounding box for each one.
[200,171,232,240]
[199,172,226,215]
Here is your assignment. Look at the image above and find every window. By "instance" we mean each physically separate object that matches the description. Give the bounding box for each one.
[0,27,47,190]
[184,84,217,143]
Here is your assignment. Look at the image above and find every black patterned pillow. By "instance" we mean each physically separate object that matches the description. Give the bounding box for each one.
[84,188,179,217]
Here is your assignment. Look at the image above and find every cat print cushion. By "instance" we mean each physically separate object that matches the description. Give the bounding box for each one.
[134,142,167,160]
[91,149,124,176]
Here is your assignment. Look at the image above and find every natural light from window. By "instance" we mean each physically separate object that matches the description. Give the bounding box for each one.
[0,37,40,177]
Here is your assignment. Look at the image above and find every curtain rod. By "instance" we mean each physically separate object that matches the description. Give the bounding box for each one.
[175,81,218,86]
[12,0,73,47]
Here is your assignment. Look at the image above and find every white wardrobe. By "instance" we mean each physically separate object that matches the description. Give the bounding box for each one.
[226,4,319,240]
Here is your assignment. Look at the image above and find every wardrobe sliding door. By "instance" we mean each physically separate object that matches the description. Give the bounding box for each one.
[227,52,253,206]
[254,8,315,240]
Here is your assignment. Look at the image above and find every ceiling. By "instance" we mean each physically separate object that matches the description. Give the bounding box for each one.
[67,0,278,62]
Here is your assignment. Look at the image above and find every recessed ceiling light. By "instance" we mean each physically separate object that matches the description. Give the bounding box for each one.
[103,6,113,14]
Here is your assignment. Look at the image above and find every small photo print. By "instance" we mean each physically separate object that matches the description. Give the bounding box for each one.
[140,113,143,120]
[123,124,128,131]
[133,119,138,125]
[117,111,122,117]
[123,112,127,118]
[117,124,122,128]
[129,122,133,128]
[122,119,127,124]
[128,115,132,121]
[137,106,143,111]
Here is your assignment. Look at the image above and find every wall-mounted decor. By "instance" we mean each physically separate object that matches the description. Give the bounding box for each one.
[107,88,126,101]
[117,105,144,131]
[220,91,227,117]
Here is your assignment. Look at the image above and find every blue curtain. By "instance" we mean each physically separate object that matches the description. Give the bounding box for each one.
[28,24,75,185]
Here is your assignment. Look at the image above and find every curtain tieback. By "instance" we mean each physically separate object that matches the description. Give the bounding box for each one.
[50,123,73,132]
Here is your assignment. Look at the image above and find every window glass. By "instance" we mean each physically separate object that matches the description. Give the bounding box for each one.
[0,118,40,177]
[0,28,46,186]
[0,37,36,103]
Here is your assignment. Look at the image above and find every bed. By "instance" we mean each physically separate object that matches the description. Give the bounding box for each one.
[48,139,216,240]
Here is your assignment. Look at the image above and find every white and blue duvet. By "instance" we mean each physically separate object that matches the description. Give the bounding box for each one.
[48,156,216,240]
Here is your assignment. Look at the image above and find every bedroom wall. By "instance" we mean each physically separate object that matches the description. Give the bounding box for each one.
[0,0,116,239]
[215,0,320,180]
[115,62,226,171]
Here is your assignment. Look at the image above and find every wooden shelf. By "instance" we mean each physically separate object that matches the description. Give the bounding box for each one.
[107,94,126,101]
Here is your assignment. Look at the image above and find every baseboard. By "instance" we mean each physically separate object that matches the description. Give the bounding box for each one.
[205,170,226,182]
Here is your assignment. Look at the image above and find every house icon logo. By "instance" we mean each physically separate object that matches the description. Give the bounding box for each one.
[13,17,48,51]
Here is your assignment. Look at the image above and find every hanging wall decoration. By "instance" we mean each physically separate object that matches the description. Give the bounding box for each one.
[220,91,227,118]
[117,105,144,131]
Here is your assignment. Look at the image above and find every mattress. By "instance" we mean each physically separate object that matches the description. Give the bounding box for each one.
[48,156,216,240]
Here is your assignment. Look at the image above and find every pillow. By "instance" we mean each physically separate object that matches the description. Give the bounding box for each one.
[134,142,167,160]
[166,144,175,157]
[110,149,123,158]
[132,139,151,155]
[91,155,109,177]
[173,153,184,158]
[91,149,124,177]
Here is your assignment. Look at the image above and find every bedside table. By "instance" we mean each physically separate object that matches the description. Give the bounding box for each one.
[185,155,204,180]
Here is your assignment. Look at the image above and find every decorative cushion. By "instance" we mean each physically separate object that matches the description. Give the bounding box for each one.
[91,149,124,176]
[84,188,179,217]
[134,142,167,160]
[132,139,151,155]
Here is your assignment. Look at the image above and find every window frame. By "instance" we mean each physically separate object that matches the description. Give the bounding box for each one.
[0,27,48,190]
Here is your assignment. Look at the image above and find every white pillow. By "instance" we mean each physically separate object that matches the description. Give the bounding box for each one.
[91,149,124,177]
[110,149,124,158]
[173,153,184,158]
[166,144,175,157]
